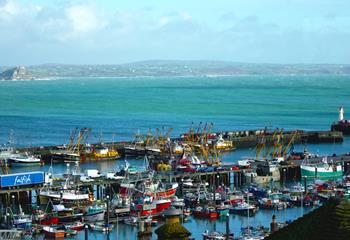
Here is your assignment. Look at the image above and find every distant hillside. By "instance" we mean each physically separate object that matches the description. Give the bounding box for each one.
[2,61,350,79]
[0,66,34,80]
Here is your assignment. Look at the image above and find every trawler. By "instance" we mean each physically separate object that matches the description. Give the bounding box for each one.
[214,134,235,151]
[131,196,171,217]
[8,153,44,166]
[300,157,342,179]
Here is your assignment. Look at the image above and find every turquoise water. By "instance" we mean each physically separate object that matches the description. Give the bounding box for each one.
[1,75,349,146]
[1,75,350,239]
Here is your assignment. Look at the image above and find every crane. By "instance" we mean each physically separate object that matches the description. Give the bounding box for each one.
[282,131,298,157]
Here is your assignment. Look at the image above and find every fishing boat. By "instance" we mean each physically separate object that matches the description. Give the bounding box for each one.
[124,145,145,156]
[131,197,171,217]
[39,188,90,204]
[144,182,178,199]
[145,215,158,226]
[216,203,230,216]
[124,216,138,225]
[38,215,60,225]
[301,157,342,179]
[52,204,83,223]
[145,146,162,156]
[13,212,32,229]
[124,131,146,156]
[111,195,131,217]
[0,145,15,160]
[51,152,81,162]
[89,222,114,232]
[8,153,43,166]
[214,134,234,151]
[202,230,233,240]
[92,146,119,158]
[42,226,65,239]
[258,197,287,210]
[193,206,218,219]
[238,159,253,168]
[240,226,269,240]
[171,196,185,208]
[172,142,184,155]
[84,205,105,222]
[231,202,257,216]
[32,209,59,225]
[64,221,84,231]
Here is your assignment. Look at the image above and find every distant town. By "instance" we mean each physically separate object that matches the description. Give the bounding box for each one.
[1,61,350,80]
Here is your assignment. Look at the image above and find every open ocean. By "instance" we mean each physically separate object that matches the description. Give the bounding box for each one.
[1,75,350,239]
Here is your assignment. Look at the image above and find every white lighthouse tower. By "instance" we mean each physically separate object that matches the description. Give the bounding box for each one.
[339,106,344,122]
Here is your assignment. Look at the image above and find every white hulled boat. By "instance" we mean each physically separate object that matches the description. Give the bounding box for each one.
[8,153,43,166]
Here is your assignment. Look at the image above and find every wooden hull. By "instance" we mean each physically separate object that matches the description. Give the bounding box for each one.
[193,211,218,219]
[43,230,65,239]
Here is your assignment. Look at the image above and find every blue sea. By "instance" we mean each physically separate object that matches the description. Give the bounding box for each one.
[1,75,349,146]
[1,75,350,239]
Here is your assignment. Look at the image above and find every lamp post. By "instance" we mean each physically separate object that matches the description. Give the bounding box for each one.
[106,195,110,225]
[6,212,10,227]
[225,213,230,240]
[84,224,89,240]
[11,195,15,214]
[217,174,220,187]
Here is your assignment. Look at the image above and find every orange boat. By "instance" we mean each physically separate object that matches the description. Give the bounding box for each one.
[43,226,65,239]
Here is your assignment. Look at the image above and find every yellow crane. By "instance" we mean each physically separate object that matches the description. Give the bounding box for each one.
[67,128,78,152]
[271,129,284,158]
[145,128,153,147]
[263,129,278,159]
[255,134,266,160]
[75,128,89,155]
[282,131,298,157]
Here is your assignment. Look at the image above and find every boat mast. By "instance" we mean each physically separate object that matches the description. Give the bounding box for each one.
[247,191,250,234]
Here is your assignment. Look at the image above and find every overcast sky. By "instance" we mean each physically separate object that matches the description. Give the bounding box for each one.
[0,0,349,65]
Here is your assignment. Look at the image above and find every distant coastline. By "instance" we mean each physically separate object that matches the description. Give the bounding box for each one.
[1,60,350,80]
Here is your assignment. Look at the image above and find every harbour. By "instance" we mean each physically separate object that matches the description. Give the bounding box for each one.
[2,0,350,238]
[1,119,350,239]
[1,75,350,240]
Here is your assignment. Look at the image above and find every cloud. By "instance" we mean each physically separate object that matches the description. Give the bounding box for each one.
[66,5,104,33]
[0,0,19,17]
[0,0,349,65]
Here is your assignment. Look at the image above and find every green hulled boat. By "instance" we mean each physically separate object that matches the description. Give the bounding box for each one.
[300,161,342,179]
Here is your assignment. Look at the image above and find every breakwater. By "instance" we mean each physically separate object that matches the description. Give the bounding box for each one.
[16,128,343,160]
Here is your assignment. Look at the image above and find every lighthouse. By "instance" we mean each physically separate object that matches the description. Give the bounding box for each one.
[339,106,344,122]
[332,106,350,135]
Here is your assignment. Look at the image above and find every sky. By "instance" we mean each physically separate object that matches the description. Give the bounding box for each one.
[0,0,349,65]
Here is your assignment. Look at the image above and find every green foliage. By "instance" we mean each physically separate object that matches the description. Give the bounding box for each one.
[155,222,191,240]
